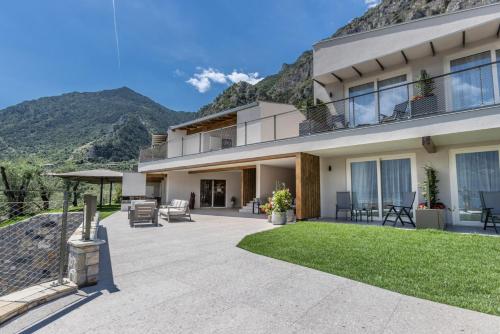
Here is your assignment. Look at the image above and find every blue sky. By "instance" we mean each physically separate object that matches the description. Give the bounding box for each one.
[0,0,374,112]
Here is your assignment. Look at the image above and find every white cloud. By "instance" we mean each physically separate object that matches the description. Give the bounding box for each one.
[227,71,263,85]
[186,67,264,93]
[365,0,380,8]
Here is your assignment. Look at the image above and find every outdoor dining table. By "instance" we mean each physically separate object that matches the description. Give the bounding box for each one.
[355,201,375,222]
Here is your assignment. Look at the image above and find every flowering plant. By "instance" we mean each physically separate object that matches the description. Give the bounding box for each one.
[260,197,273,215]
[272,188,292,213]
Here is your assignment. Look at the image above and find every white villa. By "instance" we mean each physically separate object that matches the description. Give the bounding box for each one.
[131,4,500,227]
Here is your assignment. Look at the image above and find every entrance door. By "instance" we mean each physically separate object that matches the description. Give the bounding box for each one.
[451,147,500,224]
[200,180,213,208]
[200,179,226,207]
[213,180,226,207]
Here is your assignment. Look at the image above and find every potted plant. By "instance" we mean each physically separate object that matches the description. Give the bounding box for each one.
[411,70,438,117]
[230,196,237,208]
[260,198,273,223]
[272,188,292,225]
[416,164,446,229]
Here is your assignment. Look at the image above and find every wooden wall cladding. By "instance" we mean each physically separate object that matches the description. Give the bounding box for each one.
[241,168,256,207]
[295,152,320,220]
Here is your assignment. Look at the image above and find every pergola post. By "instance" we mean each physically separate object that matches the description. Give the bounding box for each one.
[109,182,113,205]
[99,177,104,208]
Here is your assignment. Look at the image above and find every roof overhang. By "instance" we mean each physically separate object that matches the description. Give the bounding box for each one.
[170,102,259,134]
[313,4,500,85]
[48,169,123,184]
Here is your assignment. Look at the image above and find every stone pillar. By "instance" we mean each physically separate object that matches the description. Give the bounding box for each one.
[67,239,105,287]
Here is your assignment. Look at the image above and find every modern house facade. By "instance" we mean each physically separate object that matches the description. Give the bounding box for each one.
[137,4,500,226]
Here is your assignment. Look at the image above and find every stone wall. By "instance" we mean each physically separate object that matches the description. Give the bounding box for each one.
[0,213,83,296]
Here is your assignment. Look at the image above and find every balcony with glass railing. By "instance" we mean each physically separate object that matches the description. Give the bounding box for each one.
[139,61,500,164]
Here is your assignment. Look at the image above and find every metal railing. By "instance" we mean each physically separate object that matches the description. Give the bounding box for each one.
[139,61,500,163]
[0,192,83,296]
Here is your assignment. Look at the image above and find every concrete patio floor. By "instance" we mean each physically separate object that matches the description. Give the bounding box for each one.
[2,210,499,334]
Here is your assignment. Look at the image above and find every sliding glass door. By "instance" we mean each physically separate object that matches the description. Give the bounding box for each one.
[452,148,500,223]
[450,51,494,111]
[381,159,412,215]
[349,83,376,127]
[348,156,415,220]
[200,180,226,208]
[350,161,378,214]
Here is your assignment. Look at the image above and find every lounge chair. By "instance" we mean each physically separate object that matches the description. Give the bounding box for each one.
[381,101,409,123]
[480,191,500,234]
[159,199,192,223]
[128,201,158,227]
[382,192,416,227]
[336,192,353,220]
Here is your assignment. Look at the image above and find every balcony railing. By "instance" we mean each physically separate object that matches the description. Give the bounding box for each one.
[139,61,500,163]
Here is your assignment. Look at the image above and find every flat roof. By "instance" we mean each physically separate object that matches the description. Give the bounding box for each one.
[313,2,500,48]
[49,169,123,183]
[170,101,259,130]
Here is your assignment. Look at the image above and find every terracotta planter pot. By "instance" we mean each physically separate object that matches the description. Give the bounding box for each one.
[416,209,446,230]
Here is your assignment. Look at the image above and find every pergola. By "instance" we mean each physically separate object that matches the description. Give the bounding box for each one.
[49,169,123,207]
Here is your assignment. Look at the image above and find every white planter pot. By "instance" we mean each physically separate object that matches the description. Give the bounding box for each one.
[272,212,286,225]
[286,209,295,223]
[416,209,446,230]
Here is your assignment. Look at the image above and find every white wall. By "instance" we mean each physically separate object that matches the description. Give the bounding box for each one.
[122,172,146,197]
[256,164,295,201]
[319,141,500,225]
[165,170,242,208]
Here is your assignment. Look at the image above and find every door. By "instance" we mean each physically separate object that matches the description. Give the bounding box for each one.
[200,180,213,208]
[348,155,416,220]
[200,179,226,207]
[213,180,226,207]
[349,82,376,127]
[451,147,500,224]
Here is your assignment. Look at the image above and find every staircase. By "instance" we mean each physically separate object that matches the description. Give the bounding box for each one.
[239,202,257,214]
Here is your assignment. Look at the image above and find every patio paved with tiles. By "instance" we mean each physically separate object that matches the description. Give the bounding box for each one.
[2,210,499,333]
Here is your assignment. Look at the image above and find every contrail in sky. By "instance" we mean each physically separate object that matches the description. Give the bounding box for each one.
[112,0,121,68]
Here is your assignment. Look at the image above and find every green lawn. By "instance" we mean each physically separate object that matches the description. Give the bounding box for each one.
[0,204,120,228]
[238,222,500,316]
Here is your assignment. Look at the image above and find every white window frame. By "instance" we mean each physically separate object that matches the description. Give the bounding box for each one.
[346,153,418,221]
[343,69,412,126]
[449,144,500,226]
[443,41,500,111]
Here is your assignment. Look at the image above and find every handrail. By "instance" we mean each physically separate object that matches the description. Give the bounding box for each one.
[140,60,500,163]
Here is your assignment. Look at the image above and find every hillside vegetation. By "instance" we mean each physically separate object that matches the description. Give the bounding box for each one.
[0,87,194,165]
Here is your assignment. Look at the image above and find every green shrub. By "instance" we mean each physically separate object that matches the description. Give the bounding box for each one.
[272,188,292,213]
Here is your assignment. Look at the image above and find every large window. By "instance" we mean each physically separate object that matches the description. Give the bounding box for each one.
[349,82,376,127]
[351,161,378,212]
[378,75,408,120]
[349,157,414,219]
[455,150,500,222]
[381,158,412,212]
[450,51,494,111]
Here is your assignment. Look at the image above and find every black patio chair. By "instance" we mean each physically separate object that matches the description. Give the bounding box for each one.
[381,101,409,123]
[336,192,353,220]
[382,192,416,227]
[479,191,487,223]
[480,191,500,234]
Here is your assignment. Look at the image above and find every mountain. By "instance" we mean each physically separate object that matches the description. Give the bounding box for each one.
[0,87,194,165]
[198,0,498,117]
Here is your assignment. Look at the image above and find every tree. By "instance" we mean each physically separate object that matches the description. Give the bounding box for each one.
[0,160,36,217]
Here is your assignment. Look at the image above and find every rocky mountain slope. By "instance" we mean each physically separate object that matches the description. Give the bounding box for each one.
[199,0,498,116]
[0,87,194,164]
